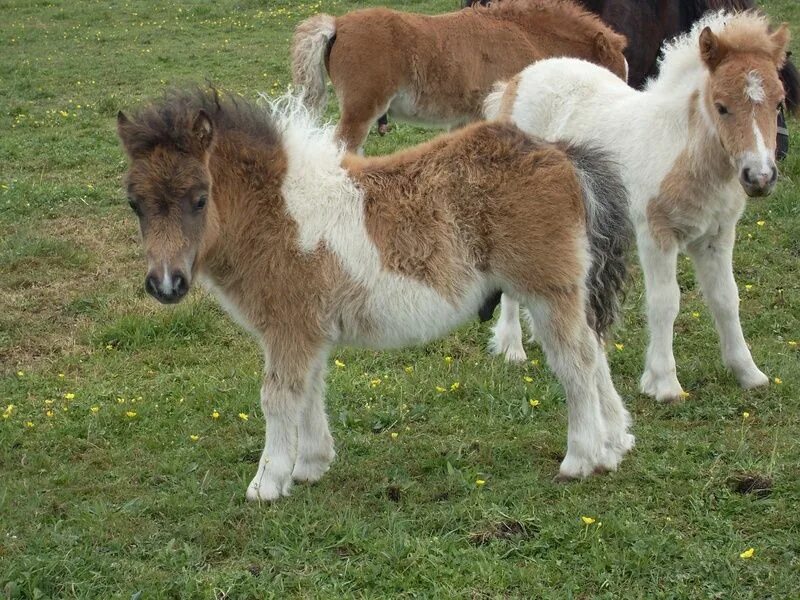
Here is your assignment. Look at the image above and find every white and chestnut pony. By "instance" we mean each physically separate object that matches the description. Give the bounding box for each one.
[485,11,790,402]
[116,89,633,501]
[291,0,628,152]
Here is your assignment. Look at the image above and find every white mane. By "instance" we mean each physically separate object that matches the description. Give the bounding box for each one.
[646,10,732,93]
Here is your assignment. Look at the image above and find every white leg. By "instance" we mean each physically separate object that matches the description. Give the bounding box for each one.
[521,306,538,344]
[687,227,768,389]
[639,237,684,402]
[489,294,527,363]
[292,356,336,483]
[595,344,635,458]
[527,298,618,479]
[247,378,301,502]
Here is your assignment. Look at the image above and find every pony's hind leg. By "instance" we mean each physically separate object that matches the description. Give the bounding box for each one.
[335,93,393,154]
[292,353,336,484]
[594,344,635,459]
[489,294,527,362]
[687,225,768,390]
[526,292,619,479]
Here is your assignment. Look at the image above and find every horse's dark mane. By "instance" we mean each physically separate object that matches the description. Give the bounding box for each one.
[475,0,617,41]
[121,87,280,156]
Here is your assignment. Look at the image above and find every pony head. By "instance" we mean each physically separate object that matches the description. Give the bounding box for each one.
[116,104,215,304]
[699,17,790,197]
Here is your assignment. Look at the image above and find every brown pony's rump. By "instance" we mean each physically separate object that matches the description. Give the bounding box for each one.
[117,87,635,501]
[292,0,627,151]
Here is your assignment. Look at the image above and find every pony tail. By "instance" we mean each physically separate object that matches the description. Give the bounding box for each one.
[291,14,337,118]
[564,144,632,340]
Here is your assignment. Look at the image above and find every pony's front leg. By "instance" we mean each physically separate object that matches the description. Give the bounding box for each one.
[489,294,527,362]
[292,353,336,484]
[639,238,684,402]
[687,227,768,389]
[247,376,303,502]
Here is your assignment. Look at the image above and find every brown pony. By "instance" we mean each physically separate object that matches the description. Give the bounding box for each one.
[116,88,634,501]
[292,0,628,151]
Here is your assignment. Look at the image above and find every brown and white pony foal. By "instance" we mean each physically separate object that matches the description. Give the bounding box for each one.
[292,0,628,152]
[117,89,633,501]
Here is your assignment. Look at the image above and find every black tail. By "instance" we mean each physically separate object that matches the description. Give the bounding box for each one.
[563,143,632,339]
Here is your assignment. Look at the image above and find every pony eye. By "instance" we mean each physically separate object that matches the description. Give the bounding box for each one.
[715,103,729,116]
[194,194,208,211]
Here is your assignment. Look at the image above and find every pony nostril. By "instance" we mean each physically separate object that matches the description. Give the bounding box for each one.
[145,274,160,298]
[769,166,778,184]
[173,272,188,296]
[742,167,752,184]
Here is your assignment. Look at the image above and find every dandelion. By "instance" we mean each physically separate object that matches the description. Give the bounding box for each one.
[190,434,199,442]
[615,343,624,351]
[91,406,100,414]
[25,421,34,428]
[529,399,540,408]
[679,391,690,399]
[125,411,137,418]
[391,432,399,440]
[450,382,460,392]
[64,392,75,400]
[211,410,220,419]
[756,220,765,227]
[370,378,382,388]
[444,356,453,365]
[475,479,486,487]
[523,376,533,383]
[334,359,346,369]
[692,311,700,318]
[435,386,447,393]
[742,411,750,419]
[581,516,596,525]
[238,412,249,421]
[744,284,753,291]
[16,370,24,377]
[2,405,15,419]
[739,547,755,559]
[404,366,413,374]
[46,410,54,418]
[788,341,797,348]
[774,377,782,385]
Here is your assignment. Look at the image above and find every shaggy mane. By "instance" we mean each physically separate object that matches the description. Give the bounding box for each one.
[120,87,280,156]
[475,0,625,48]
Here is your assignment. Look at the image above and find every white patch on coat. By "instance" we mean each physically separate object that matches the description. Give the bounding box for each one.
[745,71,765,104]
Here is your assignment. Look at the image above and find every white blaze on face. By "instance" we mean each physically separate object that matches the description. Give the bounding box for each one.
[738,71,774,186]
[744,71,765,104]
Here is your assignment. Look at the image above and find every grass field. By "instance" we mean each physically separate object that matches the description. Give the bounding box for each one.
[1,0,799,597]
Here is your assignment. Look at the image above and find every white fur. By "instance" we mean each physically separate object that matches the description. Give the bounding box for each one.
[489,11,769,401]
[745,71,766,104]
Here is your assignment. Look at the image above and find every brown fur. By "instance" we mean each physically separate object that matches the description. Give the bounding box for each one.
[293,0,628,151]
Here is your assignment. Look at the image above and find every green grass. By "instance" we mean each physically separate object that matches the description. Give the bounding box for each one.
[1,0,799,597]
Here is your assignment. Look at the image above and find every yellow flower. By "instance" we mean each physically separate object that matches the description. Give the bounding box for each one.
[2,404,14,419]
[531,359,539,366]
[190,434,200,442]
[45,399,54,405]
[692,312,700,318]
[211,410,220,419]
[475,479,486,487]
[64,392,75,400]
[370,378,382,388]
[16,370,24,377]
[739,547,755,559]
[523,376,533,383]
[334,359,346,369]
[756,220,765,227]
[788,341,797,348]
[744,284,753,291]
[25,421,34,428]
[529,399,540,408]
[46,410,54,417]
[444,356,453,365]
[450,382,460,392]
[238,412,249,421]
[742,411,750,419]
[125,411,137,418]
[404,366,413,374]
[58,373,65,378]
[91,406,100,414]
[615,343,624,351]
[581,516,596,525]
[105,344,114,350]
[390,432,399,440]
[435,386,447,393]
[116,397,125,404]
[679,391,690,399]
[774,377,782,385]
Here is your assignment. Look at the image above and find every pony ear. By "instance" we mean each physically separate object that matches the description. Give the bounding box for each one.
[594,32,614,63]
[192,109,214,152]
[770,23,791,68]
[117,111,134,154]
[699,27,728,72]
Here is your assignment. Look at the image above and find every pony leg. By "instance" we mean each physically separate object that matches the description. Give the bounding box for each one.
[639,237,684,402]
[687,226,768,390]
[335,114,372,154]
[526,294,618,479]
[489,294,527,362]
[594,344,635,459]
[292,353,336,483]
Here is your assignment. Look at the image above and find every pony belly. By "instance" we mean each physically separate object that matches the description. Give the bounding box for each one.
[388,90,469,129]
[339,275,494,350]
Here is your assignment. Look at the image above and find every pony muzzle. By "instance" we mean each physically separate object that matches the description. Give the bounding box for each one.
[145,266,190,304]
[739,162,778,197]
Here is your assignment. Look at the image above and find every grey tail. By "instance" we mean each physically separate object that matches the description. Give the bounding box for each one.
[563,143,632,340]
